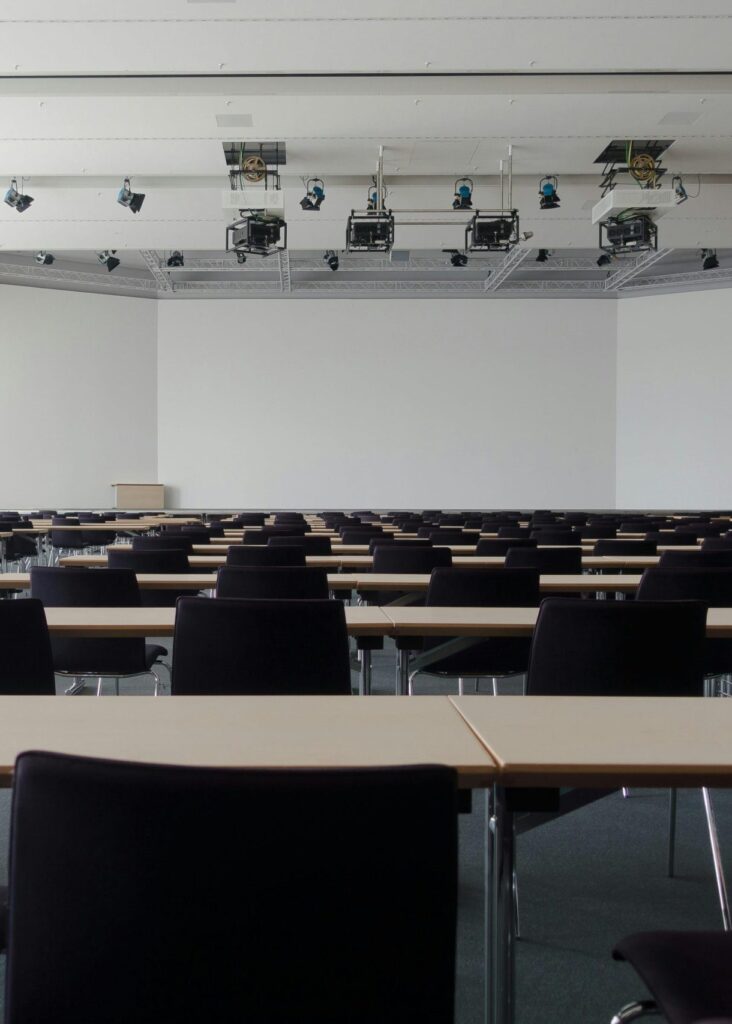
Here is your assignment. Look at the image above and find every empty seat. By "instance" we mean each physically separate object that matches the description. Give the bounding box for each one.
[592,539,657,556]
[216,566,330,600]
[505,546,583,574]
[268,534,332,554]
[226,545,306,567]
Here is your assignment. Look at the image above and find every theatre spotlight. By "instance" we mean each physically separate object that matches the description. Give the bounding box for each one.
[166,251,184,268]
[452,178,473,210]
[535,249,549,263]
[450,251,468,267]
[4,178,34,213]
[97,250,120,273]
[538,175,560,210]
[300,178,325,211]
[597,253,613,267]
[34,251,54,266]
[117,177,145,214]
[236,250,247,265]
[702,249,719,271]
[324,250,339,271]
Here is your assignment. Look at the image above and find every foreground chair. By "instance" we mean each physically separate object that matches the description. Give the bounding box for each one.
[5,752,458,1024]
[171,596,352,695]
[0,599,55,695]
[107,547,202,607]
[610,930,732,1023]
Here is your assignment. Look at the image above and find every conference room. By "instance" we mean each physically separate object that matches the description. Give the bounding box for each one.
[1,4,732,1024]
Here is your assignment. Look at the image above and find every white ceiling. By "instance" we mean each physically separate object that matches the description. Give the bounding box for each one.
[2,3,732,294]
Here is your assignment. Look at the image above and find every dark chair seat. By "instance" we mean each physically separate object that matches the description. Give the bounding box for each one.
[613,931,732,1024]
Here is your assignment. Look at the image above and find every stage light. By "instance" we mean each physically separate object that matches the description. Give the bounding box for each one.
[466,213,519,252]
[324,250,339,271]
[166,251,184,268]
[597,253,613,267]
[702,249,719,271]
[236,250,247,265]
[538,175,560,210]
[117,177,145,214]
[97,250,120,273]
[452,177,473,210]
[520,231,534,242]
[450,251,468,267]
[535,249,549,263]
[34,251,54,266]
[346,210,395,252]
[300,177,325,211]
[4,178,34,213]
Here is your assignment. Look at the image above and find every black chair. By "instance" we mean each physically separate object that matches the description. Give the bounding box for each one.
[497,527,532,539]
[659,549,732,568]
[592,539,657,556]
[171,597,352,695]
[505,546,583,574]
[526,598,705,697]
[644,531,692,547]
[48,527,88,562]
[530,529,581,546]
[475,538,537,556]
[611,930,732,1024]
[268,534,332,554]
[0,599,55,695]
[30,567,166,696]
[108,548,202,607]
[427,531,480,546]
[578,525,617,539]
[230,513,266,527]
[703,536,732,550]
[409,568,540,696]
[216,566,330,600]
[226,545,306,567]
[637,567,732,679]
[367,538,432,553]
[131,535,193,554]
[5,752,457,1024]
[340,529,385,544]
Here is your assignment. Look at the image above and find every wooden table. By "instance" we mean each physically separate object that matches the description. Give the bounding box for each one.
[451,695,732,1024]
[0,694,495,788]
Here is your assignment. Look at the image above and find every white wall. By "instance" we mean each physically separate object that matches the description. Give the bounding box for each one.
[0,284,158,508]
[617,289,732,510]
[158,299,617,509]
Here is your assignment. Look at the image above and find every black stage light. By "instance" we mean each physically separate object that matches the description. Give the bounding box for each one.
[300,178,325,211]
[535,249,549,263]
[117,177,145,214]
[34,251,55,266]
[4,178,34,213]
[97,250,120,273]
[166,251,184,268]
[597,253,613,267]
[702,249,719,271]
[450,251,468,267]
[236,250,247,265]
[324,250,339,271]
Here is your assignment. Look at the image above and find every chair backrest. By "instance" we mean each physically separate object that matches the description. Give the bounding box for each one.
[131,535,193,553]
[496,526,532,538]
[368,538,432,553]
[526,598,706,696]
[504,546,583,574]
[172,597,353,695]
[340,530,386,544]
[49,528,86,549]
[216,566,330,600]
[426,567,540,607]
[225,545,306,567]
[268,534,332,554]
[231,513,266,527]
[0,599,55,695]
[372,546,453,573]
[702,536,732,550]
[658,549,732,568]
[475,538,537,556]
[6,752,457,1024]
[637,566,732,606]
[592,539,658,556]
[30,567,147,675]
[108,549,191,574]
[530,530,581,545]
[427,531,480,546]
[644,531,692,547]
[579,525,617,539]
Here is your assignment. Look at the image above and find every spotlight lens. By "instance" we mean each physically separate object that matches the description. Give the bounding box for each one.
[542,183,555,196]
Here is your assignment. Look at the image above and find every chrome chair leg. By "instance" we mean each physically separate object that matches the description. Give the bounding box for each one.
[610,1000,660,1023]
[492,677,498,696]
[64,676,86,695]
[96,676,104,697]
[458,677,464,696]
[667,788,677,877]
[702,786,731,930]
[622,787,631,798]
[513,866,521,940]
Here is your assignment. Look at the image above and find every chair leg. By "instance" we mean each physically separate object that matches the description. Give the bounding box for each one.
[491,677,498,696]
[622,787,630,799]
[702,787,731,930]
[458,677,464,696]
[512,866,521,939]
[151,669,162,697]
[96,676,104,697]
[64,676,86,695]
[114,677,120,696]
[667,788,677,878]
[610,1000,660,1024]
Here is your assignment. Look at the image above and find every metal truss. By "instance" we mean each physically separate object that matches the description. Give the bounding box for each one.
[483,246,532,292]
[499,279,607,292]
[278,250,292,293]
[603,248,672,291]
[0,261,158,293]
[623,266,732,292]
[139,250,173,292]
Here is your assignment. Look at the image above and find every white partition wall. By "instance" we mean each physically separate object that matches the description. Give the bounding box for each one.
[0,284,158,508]
[616,290,732,509]
[157,299,618,509]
